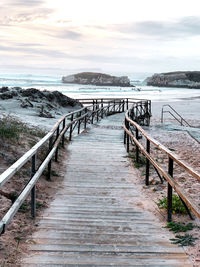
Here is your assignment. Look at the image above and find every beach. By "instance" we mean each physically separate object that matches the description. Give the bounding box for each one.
[0,81,200,265]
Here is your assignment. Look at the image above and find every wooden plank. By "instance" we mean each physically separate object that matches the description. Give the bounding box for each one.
[21,113,192,266]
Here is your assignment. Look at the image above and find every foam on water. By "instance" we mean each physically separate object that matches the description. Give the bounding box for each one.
[0,73,200,101]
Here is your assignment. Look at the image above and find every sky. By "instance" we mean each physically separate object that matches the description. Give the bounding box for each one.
[1,0,200,76]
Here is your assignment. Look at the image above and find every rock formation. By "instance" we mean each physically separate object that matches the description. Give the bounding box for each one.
[62,72,131,87]
[145,71,200,88]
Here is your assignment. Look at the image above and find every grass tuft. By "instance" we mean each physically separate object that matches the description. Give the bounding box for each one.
[170,234,198,246]
[128,153,146,168]
[166,222,195,233]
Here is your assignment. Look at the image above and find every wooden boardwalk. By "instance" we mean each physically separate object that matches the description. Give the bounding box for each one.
[22,113,192,266]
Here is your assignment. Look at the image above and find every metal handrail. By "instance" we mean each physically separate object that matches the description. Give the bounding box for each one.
[161,104,191,127]
[0,97,143,235]
[124,104,200,222]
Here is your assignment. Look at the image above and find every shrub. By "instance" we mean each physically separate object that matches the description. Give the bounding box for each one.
[157,194,187,214]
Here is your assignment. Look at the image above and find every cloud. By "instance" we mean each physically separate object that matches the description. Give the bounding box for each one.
[56,20,72,24]
[0,9,53,25]
[0,0,53,26]
[51,29,83,40]
[0,44,68,58]
[3,0,45,7]
[114,16,200,40]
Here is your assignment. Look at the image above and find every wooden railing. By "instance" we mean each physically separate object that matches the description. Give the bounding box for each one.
[0,98,150,235]
[124,103,200,222]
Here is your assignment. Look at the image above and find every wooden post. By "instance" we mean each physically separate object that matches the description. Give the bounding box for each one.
[62,119,65,148]
[119,100,121,112]
[167,157,173,222]
[31,155,36,218]
[108,102,110,115]
[47,136,53,181]
[84,108,87,129]
[101,99,103,118]
[124,119,127,145]
[135,128,139,163]
[126,98,129,110]
[78,112,81,134]
[55,125,60,162]
[91,104,95,124]
[126,120,130,153]
[69,114,74,141]
[97,105,99,122]
[145,139,150,186]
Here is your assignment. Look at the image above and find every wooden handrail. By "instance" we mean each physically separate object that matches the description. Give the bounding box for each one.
[125,114,200,182]
[124,107,200,221]
[0,97,140,235]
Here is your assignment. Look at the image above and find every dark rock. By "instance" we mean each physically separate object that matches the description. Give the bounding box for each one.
[12,87,22,90]
[20,88,44,98]
[62,72,131,87]
[43,90,81,107]
[0,92,14,100]
[146,71,200,88]
[0,87,9,93]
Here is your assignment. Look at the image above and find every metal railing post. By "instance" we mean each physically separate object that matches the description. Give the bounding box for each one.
[145,139,150,185]
[31,155,36,218]
[167,157,173,222]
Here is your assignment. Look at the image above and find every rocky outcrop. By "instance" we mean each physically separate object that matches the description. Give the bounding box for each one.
[62,72,131,87]
[145,71,200,88]
[0,87,82,118]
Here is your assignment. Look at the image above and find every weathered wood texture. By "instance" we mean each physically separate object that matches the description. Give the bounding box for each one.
[22,113,192,266]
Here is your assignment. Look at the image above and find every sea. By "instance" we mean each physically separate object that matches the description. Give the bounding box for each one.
[0,73,200,102]
[0,73,199,141]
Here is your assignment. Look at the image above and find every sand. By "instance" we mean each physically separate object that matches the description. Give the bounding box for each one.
[138,99,200,266]
[0,94,199,266]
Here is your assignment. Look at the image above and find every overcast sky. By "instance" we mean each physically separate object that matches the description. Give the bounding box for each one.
[1,0,200,76]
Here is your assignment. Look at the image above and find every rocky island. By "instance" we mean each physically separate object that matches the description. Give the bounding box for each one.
[62,72,131,87]
[146,71,200,89]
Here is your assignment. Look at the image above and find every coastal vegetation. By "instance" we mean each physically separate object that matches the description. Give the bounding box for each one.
[157,194,187,214]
